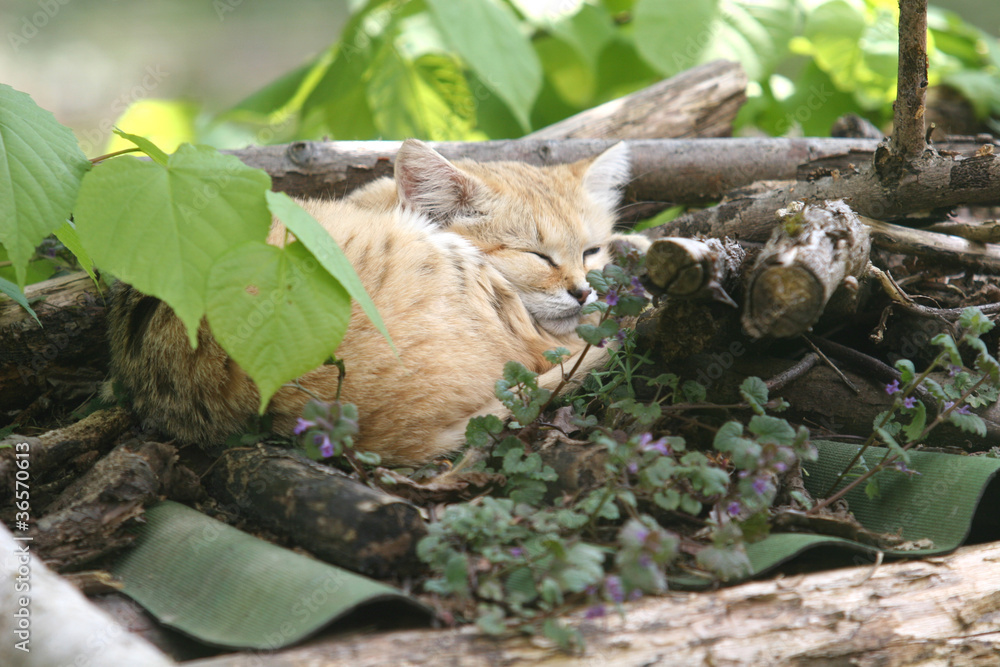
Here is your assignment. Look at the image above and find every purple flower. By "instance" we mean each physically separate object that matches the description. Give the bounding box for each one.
[605,289,619,306]
[628,588,643,601]
[893,461,921,476]
[509,547,524,558]
[294,418,314,435]
[638,554,652,568]
[885,380,900,395]
[314,432,334,458]
[752,477,769,496]
[903,397,917,409]
[627,461,639,475]
[604,575,625,604]
[948,365,962,377]
[638,433,670,456]
[773,461,788,473]
[630,276,645,297]
[727,501,742,516]
[957,404,972,415]
[944,401,955,411]
[585,604,606,619]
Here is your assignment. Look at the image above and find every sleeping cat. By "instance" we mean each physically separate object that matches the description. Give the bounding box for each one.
[107,139,637,465]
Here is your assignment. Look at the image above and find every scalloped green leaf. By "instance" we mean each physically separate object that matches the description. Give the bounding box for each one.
[0,84,91,287]
[206,241,351,410]
[74,143,272,346]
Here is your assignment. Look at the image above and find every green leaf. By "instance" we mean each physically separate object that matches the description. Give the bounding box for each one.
[206,241,351,410]
[901,401,927,442]
[266,191,392,352]
[740,376,769,415]
[0,84,92,287]
[695,544,752,581]
[52,222,99,287]
[748,415,795,446]
[876,426,910,463]
[895,358,916,384]
[575,319,619,347]
[113,128,168,166]
[75,143,272,346]
[634,0,720,76]
[949,411,987,437]
[960,306,995,336]
[931,333,963,366]
[0,274,40,326]
[426,0,542,131]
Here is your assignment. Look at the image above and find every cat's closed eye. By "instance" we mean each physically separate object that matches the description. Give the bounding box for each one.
[583,247,601,260]
[529,251,558,267]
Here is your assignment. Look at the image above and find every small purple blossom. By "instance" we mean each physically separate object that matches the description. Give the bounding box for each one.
[903,397,917,409]
[948,364,962,377]
[314,431,334,458]
[752,477,769,496]
[727,501,742,516]
[584,604,607,619]
[944,400,955,411]
[605,289,619,307]
[630,276,645,297]
[628,589,643,601]
[956,404,972,415]
[637,554,653,568]
[627,461,640,475]
[637,433,670,456]
[774,461,788,473]
[604,575,625,604]
[509,547,524,558]
[293,418,314,435]
[885,380,901,395]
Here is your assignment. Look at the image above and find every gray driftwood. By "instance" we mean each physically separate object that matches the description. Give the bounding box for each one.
[526,59,747,140]
[184,540,1000,667]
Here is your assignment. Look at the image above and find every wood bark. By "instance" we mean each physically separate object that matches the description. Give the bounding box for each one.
[526,59,747,140]
[0,407,132,509]
[656,149,1000,242]
[28,439,179,571]
[0,272,108,417]
[184,540,1000,667]
[206,445,427,579]
[742,200,872,339]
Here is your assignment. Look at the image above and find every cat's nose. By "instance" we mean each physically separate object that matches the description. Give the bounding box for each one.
[569,286,592,305]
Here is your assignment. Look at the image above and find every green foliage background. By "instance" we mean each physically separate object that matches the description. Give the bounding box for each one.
[96,0,1000,156]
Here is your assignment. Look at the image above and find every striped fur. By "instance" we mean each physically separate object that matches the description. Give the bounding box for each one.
[106,140,636,464]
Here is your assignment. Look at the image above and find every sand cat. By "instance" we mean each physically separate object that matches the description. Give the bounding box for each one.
[107,139,636,465]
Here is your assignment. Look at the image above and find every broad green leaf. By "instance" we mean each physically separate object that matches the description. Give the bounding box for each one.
[0,274,40,326]
[959,306,995,336]
[265,191,393,352]
[52,222,99,287]
[75,143,272,346]
[633,0,721,76]
[0,84,91,287]
[426,0,542,131]
[206,241,351,410]
[931,333,962,366]
[901,401,926,442]
[949,411,987,437]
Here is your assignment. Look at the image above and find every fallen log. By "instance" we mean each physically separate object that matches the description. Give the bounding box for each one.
[526,59,747,140]
[183,539,1000,667]
[206,445,427,578]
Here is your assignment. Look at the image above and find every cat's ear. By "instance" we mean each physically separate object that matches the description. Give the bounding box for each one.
[583,141,630,214]
[394,139,484,222]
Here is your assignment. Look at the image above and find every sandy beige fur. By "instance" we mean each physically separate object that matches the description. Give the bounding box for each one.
[107,140,638,464]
